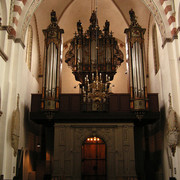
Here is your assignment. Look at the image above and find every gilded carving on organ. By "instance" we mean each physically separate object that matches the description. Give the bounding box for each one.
[65,43,75,66]
[103,20,110,34]
[77,20,83,35]
[129,9,138,27]
[114,43,124,63]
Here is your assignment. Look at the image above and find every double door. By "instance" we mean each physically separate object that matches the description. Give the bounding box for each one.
[81,137,106,180]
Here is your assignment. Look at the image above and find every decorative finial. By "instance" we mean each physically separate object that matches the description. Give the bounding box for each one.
[103,20,109,34]
[90,10,98,28]
[129,9,139,27]
[51,10,57,24]
[77,20,83,35]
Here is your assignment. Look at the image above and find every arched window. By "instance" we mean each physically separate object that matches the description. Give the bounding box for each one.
[26,25,33,71]
[152,24,160,74]
[0,0,8,61]
[0,87,2,116]
[178,3,180,49]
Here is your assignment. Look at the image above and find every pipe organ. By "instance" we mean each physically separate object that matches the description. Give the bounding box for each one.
[41,10,64,111]
[65,11,124,111]
[124,9,148,118]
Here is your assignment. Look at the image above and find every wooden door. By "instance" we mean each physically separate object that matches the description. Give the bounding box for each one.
[82,137,106,180]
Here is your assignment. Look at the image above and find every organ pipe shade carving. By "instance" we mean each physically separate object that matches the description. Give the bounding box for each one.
[124,9,148,117]
[41,10,64,111]
[65,11,124,111]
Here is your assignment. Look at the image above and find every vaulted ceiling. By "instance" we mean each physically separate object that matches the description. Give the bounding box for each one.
[35,0,151,47]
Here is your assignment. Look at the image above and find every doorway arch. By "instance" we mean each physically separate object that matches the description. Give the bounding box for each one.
[81,136,106,180]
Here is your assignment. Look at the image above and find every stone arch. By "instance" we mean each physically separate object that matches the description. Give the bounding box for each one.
[81,133,109,150]
[160,0,177,37]
[141,0,171,40]
[75,127,114,154]
[8,0,26,38]
[15,0,43,41]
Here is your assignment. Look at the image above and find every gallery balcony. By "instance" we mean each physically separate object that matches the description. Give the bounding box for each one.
[30,93,160,126]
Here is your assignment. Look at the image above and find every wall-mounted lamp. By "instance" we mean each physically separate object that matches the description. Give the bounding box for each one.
[37,144,41,148]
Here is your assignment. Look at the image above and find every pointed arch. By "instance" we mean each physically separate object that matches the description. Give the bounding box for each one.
[11,0,176,46]
[141,0,171,41]
[15,0,43,41]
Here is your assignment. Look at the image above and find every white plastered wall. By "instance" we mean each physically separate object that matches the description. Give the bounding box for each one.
[30,16,40,81]
[0,1,12,176]
[147,7,180,178]
[172,1,180,180]
[147,20,165,107]
[0,7,40,180]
